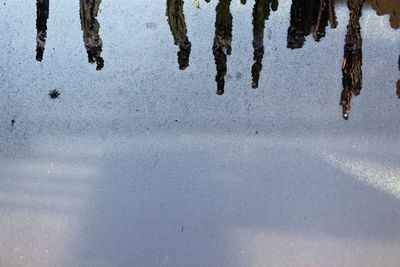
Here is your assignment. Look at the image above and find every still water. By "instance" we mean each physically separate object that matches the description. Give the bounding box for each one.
[0,1,400,266]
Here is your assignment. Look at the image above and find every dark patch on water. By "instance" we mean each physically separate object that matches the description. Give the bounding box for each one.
[49,89,60,99]
[287,0,337,49]
[397,80,400,98]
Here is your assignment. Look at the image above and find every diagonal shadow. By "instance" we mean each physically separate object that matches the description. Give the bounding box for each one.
[66,135,400,267]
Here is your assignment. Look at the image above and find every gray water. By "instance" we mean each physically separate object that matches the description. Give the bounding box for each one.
[0,0,400,266]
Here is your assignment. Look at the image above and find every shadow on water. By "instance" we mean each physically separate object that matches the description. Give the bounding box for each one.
[1,134,400,266]
[63,135,400,266]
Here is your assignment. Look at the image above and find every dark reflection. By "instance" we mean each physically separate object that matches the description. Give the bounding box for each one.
[166,0,192,70]
[398,56,400,98]
[36,0,49,62]
[213,0,233,95]
[251,0,278,89]
[287,0,337,49]
[340,0,364,120]
[80,0,104,70]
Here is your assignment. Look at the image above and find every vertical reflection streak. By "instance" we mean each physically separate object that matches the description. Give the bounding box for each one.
[328,0,338,28]
[36,0,49,62]
[166,0,192,70]
[314,0,327,41]
[80,0,104,70]
[287,0,337,49]
[213,0,233,95]
[251,0,278,89]
[287,0,316,49]
[340,0,364,120]
[397,56,400,98]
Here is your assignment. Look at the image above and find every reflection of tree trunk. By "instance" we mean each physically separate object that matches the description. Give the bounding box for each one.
[397,56,400,98]
[166,0,192,70]
[340,0,364,120]
[80,0,104,70]
[251,0,278,89]
[36,0,49,62]
[288,0,318,49]
[287,0,336,49]
[313,0,337,41]
[213,0,232,95]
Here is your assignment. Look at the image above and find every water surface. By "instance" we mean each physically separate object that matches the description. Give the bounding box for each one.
[0,1,400,266]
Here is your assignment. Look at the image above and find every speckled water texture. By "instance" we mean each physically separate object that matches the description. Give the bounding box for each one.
[0,0,399,266]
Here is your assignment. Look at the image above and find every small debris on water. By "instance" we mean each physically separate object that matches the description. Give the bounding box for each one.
[49,89,60,99]
[194,0,200,9]
[145,23,156,29]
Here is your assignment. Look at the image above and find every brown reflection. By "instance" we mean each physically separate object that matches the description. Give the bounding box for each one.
[213,0,233,95]
[80,0,104,70]
[372,0,400,29]
[36,0,49,62]
[251,0,278,89]
[287,0,337,49]
[340,0,364,120]
[166,0,192,70]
